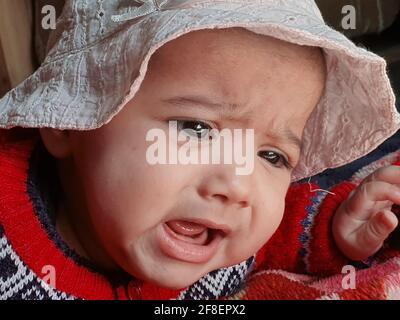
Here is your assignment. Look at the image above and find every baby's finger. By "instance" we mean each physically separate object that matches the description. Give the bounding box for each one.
[345,181,400,220]
[370,210,398,238]
[362,165,400,185]
[352,210,398,260]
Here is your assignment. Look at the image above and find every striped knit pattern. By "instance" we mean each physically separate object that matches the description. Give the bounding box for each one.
[0,226,74,300]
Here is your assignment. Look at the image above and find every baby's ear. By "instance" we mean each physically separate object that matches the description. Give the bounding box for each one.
[39,128,72,159]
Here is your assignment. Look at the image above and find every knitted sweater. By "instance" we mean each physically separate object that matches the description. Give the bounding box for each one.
[1,130,399,300]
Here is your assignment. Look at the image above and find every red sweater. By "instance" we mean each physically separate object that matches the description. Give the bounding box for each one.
[0,130,399,300]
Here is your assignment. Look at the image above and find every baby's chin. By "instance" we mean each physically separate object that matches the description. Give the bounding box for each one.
[125,257,217,290]
[115,242,230,290]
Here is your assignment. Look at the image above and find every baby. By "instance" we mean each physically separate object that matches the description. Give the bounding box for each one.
[41,28,328,289]
[0,0,399,300]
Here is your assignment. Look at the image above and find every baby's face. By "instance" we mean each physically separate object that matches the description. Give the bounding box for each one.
[52,29,326,289]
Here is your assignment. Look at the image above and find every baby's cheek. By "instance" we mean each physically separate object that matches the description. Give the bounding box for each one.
[255,194,286,242]
[229,194,285,262]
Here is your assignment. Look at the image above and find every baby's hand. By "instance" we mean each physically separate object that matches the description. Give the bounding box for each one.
[332,166,400,261]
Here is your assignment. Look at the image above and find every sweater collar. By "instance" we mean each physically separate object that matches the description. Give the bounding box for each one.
[0,132,255,300]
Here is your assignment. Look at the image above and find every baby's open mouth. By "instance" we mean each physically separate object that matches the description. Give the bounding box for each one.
[156,219,227,263]
[165,220,211,245]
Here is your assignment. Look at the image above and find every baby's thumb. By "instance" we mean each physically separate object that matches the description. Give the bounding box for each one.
[360,210,398,255]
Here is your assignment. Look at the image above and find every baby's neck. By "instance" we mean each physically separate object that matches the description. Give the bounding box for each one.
[55,201,91,260]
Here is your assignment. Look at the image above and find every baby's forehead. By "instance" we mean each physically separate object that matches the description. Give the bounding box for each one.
[146,29,326,103]
[149,28,323,72]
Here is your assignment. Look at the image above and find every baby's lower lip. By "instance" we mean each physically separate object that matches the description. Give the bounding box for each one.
[156,222,223,263]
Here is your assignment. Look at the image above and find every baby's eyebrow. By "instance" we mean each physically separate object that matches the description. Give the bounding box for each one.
[265,128,303,152]
[162,95,246,118]
[162,95,302,151]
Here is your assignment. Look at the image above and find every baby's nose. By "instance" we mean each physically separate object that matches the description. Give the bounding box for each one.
[197,166,251,208]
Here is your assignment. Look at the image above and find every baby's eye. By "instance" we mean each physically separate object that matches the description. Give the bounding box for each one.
[176,120,213,140]
[258,150,292,170]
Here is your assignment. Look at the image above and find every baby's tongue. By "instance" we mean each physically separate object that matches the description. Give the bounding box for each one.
[166,220,207,236]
